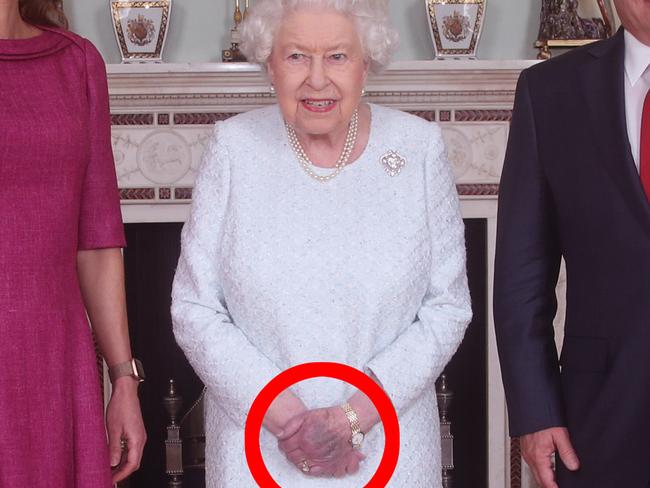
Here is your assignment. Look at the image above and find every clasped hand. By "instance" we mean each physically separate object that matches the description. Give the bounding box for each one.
[277,407,365,478]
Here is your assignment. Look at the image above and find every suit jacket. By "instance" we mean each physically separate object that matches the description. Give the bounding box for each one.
[494,29,650,487]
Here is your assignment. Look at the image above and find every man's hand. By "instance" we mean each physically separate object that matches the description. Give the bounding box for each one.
[277,407,364,477]
[521,427,580,488]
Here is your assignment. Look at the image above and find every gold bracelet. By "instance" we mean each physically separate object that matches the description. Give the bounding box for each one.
[341,403,365,449]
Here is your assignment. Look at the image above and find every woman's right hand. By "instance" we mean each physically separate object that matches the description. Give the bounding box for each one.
[277,407,365,477]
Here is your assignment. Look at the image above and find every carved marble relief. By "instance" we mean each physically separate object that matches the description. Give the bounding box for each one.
[112,127,211,188]
[440,123,508,184]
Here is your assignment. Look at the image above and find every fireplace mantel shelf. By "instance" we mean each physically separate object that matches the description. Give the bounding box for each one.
[107,60,539,109]
[107,60,538,75]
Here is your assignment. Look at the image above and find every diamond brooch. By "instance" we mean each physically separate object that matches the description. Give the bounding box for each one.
[380,150,406,177]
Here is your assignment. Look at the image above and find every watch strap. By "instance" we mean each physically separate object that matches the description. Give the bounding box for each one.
[109,358,145,383]
[341,402,363,446]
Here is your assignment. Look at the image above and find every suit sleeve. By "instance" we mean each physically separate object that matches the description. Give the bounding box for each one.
[494,70,565,437]
[171,123,282,428]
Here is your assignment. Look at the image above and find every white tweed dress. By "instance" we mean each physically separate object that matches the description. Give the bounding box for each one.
[171,103,472,487]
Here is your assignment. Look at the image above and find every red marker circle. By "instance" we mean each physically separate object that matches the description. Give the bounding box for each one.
[244,362,400,487]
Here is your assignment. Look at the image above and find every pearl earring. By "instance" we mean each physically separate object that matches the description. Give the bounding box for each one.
[270,85,276,95]
[361,88,366,97]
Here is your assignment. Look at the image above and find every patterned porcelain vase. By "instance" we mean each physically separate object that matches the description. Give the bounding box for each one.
[426,0,487,59]
[110,0,172,63]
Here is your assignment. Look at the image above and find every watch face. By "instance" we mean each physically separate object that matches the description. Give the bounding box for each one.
[351,432,365,448]
[133,359,146,382]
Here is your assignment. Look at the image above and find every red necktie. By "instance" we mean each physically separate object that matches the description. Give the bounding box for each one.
[641,87,650,202]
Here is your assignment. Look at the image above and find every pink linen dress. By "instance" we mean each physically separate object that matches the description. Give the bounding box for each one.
[0,27,125,487]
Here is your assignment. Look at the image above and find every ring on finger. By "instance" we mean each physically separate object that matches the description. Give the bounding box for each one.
[300,460,310,473]
[120,439,127,451]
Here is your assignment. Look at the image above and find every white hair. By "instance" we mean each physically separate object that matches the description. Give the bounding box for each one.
[240,0,399,74]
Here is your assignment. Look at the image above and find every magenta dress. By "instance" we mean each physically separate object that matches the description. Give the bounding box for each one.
[0,27,125,487]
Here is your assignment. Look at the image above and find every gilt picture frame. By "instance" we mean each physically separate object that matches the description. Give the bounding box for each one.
[535,0,614,59]
[110,0,172,63]
[607,0,621,30]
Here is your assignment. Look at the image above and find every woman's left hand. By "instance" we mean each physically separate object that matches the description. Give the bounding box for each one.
[278,407,363,477]
[106,377,147,483]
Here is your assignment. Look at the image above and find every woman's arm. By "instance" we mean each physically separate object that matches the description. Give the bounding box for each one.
[264,390,308,436]
[73,38,146,483]
[77,248,131,366]
[77,247,146,483]
[346,374,382,434]
[172,122,306,431]
[364,122,473,414]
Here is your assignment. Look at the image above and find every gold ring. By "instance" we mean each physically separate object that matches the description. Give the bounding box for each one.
[300,460,310,473]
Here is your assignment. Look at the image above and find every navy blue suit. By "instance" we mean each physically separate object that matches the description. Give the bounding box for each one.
[494,29,650,487]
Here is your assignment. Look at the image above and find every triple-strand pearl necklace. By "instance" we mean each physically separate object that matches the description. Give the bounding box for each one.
[285,109,359,183]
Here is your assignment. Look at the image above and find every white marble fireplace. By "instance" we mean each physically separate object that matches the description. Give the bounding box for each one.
[108,59,539,488]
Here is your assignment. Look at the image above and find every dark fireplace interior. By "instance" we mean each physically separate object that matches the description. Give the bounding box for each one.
[121,219,487,488]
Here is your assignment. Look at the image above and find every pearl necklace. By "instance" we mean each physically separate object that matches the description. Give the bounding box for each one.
[285,109,359,183]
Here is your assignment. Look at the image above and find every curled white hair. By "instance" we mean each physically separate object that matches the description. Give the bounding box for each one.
[240,0,399,73]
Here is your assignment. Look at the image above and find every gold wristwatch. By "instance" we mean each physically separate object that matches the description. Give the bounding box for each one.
[341,403,364,449]
[108,358,145,383]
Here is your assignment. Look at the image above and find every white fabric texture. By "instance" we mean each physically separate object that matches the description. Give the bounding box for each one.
[171,103,472,487]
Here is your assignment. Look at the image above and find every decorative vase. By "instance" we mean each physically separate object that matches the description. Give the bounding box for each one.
[425,0,487,59]
[110,0,172,63]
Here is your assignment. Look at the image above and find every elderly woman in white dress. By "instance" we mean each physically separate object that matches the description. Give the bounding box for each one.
[171,0,472,486]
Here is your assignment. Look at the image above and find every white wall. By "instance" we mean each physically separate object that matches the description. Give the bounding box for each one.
[65,0,542,63]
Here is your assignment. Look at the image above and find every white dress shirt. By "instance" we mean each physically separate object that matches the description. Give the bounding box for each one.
[624,30,650,169]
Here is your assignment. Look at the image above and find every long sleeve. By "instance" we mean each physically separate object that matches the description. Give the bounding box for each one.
[493,70,565,437]
[171,123,282,428]
[365,122,472,414]
[77,39,125,250]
